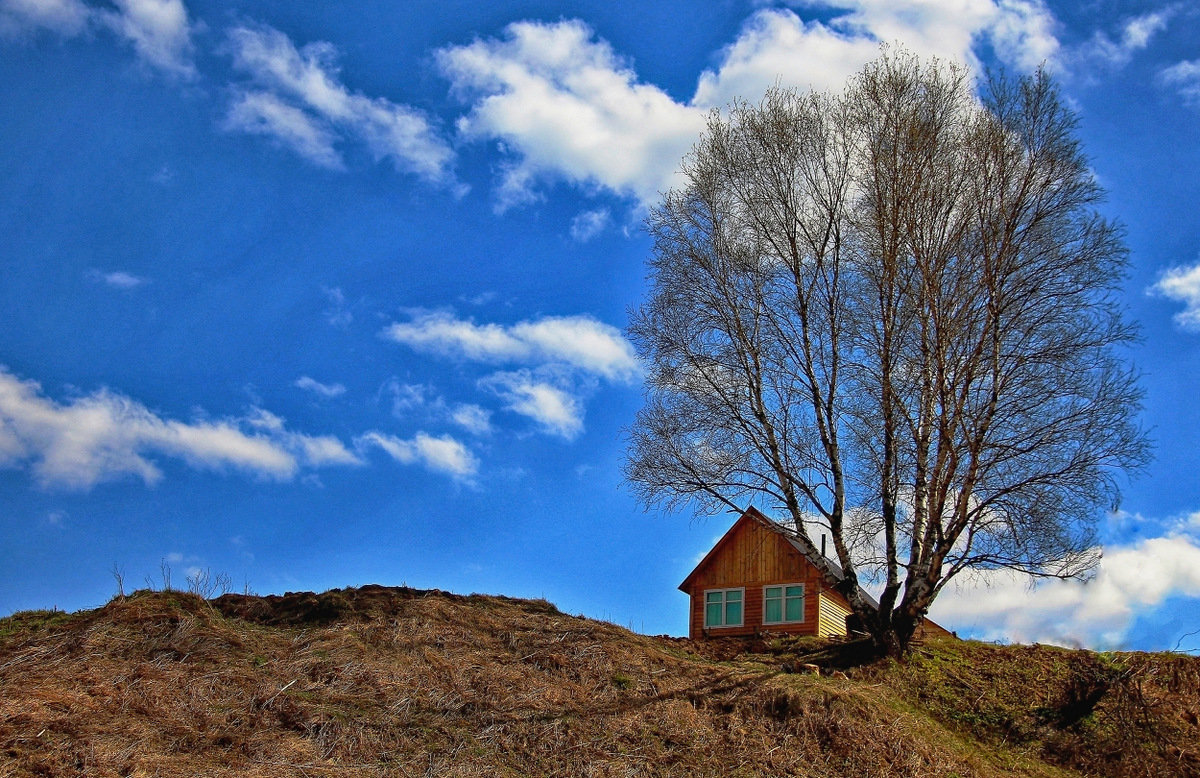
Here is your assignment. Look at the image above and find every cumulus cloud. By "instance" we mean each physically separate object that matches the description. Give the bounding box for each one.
[0,0,194,76]
[224,23,459,186]
[481,370,584,439]
[695,2,1059,107]
[0,367,359,490]
[1150,260,1200,330]
[355,430,478,480]
[382,310,639,382]
[692,7,881,108]
[931,531,1200,648]
[85,269,148,289]
[436,4,1061,210]
[294,376,346,398]
[437,19,704,210]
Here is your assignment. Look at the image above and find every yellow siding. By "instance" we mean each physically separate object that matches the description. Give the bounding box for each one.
[817,592,851,638]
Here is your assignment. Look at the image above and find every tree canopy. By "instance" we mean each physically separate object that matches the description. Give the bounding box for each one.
[627,50,1148,655]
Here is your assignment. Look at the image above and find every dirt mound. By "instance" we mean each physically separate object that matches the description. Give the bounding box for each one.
[1,586,1197,777]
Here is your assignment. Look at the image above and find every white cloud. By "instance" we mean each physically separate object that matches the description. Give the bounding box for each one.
[569,207,610,242]
[294,376,346,398]
[930,532,1200,648]
[0,0,194,76]
[224,90,345,169]
[1160,59,1200,107]
[100,0,195,79]
[437,5,1060,210]
[0,0,89,37]
[322,286,353,328]
[692,8,881,109]
[1150,260,1200,330]
[379,380,492,436]
[1069,9,1172,74]
[224,23,459,187]
[382,310,639,382]
[85,269,148,289]
[437,19,704,210]
[381,379,438,416]
[698,3,1059,107]
[450,403,492,435]
[355,430,478,480]
[0,367,359,491]
[481,370,584,439]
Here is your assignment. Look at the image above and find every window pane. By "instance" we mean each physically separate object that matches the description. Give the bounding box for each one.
[765,586,781,599]
[706,602,722,626]
[785,596,804,622]
[726,600,742,625]
[726,589,742,603]
[764,598,782,623]
[785,586,804,598]
[706,591,723,604]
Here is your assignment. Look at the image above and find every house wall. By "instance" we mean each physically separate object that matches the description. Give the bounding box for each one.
[684,516,836,640]
[817,592,853,638]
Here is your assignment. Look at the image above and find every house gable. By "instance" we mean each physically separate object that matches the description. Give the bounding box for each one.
[679,508,845,639]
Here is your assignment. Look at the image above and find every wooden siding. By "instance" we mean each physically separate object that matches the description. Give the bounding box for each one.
[817,592,852,638]
[683,514,829,639]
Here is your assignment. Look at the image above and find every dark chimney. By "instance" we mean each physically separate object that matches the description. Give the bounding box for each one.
[820,534,827,558]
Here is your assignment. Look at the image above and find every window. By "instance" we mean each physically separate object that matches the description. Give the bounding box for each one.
[704,588,743,628]
[763,584,805,624]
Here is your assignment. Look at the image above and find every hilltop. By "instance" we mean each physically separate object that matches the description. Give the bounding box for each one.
[1,585,1198,777]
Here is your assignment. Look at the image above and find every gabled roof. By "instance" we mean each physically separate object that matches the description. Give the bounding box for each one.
[679,506,880,610]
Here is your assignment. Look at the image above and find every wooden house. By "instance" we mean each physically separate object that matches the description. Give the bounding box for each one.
[679,507,952,640]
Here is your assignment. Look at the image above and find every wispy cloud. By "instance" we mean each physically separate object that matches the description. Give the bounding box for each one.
[1160,59,1200,107]
[100,0,196,79]
[570,208,610,242]
[85,269,149,289]
[294,376,346,398]
[1068,9,1174,75]
[0,367,359,491]
[223,23,459,187]
[383,310,636,441]
[321,286,353,328]
[382,310,639,382]
[1150,259,1200,329]
[380,379,492,436]
[0,0,195,77]
[481,370,584,439]
[225,90,344,169]
[355,430,478,480]
[450,403,492,435]
[0,0,89,37]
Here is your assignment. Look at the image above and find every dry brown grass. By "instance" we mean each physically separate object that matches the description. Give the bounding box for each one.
[1,585,1194,777]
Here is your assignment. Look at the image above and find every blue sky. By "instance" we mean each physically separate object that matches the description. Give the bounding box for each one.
[2,0,1200,651]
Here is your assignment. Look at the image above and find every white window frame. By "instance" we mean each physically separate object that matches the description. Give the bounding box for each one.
[762,583,805,625]
[703,587,745,629]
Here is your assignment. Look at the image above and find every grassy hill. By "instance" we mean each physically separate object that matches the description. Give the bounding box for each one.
[1,585,1197,777]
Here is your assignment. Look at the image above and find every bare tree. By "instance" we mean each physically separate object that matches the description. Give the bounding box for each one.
[627,50,1148,656]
